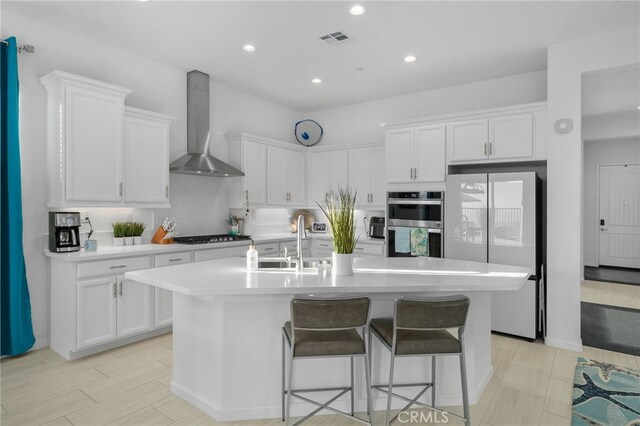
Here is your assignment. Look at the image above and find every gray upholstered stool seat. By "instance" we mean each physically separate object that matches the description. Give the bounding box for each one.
[282,295,373,425]
[283,321,365,357]
[369,295,471,426]
[370,318,461,355]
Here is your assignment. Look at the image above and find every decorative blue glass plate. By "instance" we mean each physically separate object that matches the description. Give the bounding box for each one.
[295,119,323,147]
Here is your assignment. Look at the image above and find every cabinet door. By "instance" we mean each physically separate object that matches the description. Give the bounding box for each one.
[124,115,170,203]
[414,124,446,182]
[65,85,123,202]
[267,147,288,205]
[488,113,533,160]
[287,150,306,205]
[154,288,173,328]
[244,142,267,205]
[77,277,117,349]
[447,119,488,162]
[310,152,330,206]
[370,147,386,207]
[349,148,372,205]
[386,129,414,183]
[116,277,153,338]
[329,150,349,190]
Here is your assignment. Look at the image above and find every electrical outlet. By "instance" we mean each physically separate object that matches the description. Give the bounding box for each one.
[124,210,132,223]
[81,211,90,224]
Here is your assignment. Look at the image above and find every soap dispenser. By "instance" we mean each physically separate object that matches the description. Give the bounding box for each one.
[246,242,258,271]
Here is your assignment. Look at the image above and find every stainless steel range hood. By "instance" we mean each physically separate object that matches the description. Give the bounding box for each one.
[169,70,244,177]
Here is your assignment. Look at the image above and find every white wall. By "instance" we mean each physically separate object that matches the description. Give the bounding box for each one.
[583,111,640,141]
[2,11,301,348]
[582,137,640,266]
[546,28,640,352]
[306,70,547,146]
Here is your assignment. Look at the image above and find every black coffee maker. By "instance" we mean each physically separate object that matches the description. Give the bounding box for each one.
[49,212,81,252]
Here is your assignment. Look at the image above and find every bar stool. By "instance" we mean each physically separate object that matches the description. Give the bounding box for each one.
[282,295,374,425]
[369,295,471,426]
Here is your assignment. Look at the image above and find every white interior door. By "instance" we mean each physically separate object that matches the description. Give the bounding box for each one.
[599,164,640,268]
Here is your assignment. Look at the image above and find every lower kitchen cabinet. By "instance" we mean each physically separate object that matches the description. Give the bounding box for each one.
[116,276,154,338]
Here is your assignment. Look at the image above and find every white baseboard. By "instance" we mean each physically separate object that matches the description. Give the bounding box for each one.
[33,337,49,350]
[545,337,582,352]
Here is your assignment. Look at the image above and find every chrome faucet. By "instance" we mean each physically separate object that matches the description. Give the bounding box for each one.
[296,214,306,271]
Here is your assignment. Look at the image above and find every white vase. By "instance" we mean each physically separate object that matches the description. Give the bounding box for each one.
[124,237,133,246]
[133,236,142,245]
[113,237,124,246]
[332,252,353,276]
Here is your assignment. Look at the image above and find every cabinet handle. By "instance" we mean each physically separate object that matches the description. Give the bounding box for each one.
[169,258,183,262]
[110,265,127,269]
[113,282,117,298]
[319,243,329,247]
[118,282,123,297]
[119,182,123,197]
[245,190,249,203]
[264,247,274,251]
[354,247,364,251]
[489,142,493,155]
[484,143,487,156]
[165,185,169,198]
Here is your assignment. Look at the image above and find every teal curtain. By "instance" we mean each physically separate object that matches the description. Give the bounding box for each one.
[1,37,35,356]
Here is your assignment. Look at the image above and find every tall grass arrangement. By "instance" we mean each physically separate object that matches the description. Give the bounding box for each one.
[112,222,127,238]
[131,222,146,237]
[316,187,358,254]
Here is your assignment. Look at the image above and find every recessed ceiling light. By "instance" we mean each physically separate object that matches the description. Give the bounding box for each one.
[243,44,256,52]
[637,106,640,110]
[311,78,322,84]
[355,67,365,72]
[350,5,366,15]
[404,55,417,63]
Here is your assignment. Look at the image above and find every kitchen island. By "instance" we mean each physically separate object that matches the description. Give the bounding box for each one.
[125,256,530,421]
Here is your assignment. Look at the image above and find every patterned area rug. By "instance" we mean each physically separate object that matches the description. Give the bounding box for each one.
[572,357,640,425]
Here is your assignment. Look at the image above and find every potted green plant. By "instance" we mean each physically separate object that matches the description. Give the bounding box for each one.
[317,187,358,276]
[112,222,126,246]
[131,222,146,245]
[123,222,134,246]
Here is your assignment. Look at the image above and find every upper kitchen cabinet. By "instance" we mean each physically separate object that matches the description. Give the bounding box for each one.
[308,149,348,206]
[227,133,305,208]
[123,107,173,207]
[349,146,385,208]
[446,103,547,164]
[386,124,446,184]
[41,71,131,207]
[267,146,306,205]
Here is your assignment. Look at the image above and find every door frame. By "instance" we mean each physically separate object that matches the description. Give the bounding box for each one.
[596,162,640,266]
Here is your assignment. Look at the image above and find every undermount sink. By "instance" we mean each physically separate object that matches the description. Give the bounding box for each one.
[256,257,331,271]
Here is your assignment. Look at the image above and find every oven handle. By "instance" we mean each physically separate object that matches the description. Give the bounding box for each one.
[388,225,441,234]
[387,219,442,228]
[387,199,442,205]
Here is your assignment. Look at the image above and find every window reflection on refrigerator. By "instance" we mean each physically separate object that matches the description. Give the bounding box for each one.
[490,180,524,248]
[459,182,486,244]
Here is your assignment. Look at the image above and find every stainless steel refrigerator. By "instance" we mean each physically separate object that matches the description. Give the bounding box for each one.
[445,172,543,339]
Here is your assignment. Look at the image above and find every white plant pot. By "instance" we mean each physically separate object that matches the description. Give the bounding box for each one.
[113,237,124,247]
[133,236,143,245]
[332,252,353,276]
[124,237,133,246]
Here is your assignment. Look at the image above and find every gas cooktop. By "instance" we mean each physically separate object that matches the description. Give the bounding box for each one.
[173,234,252,245]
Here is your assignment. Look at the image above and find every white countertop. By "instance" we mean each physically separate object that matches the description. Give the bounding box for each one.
[125,256,530,297]
[44,233,383,262]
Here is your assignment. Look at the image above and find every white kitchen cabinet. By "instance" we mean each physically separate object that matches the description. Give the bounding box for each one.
[123,107,173,206]
[386,124,446,183]
[309,149,349,205]
[311,239,334,257]
[41,71,131,206]
[116,276,153,338]
[447,112,535,163]
[77,277,118,349]
[349,146,385,208]
[256,242,279,257]
[154,252,192,328]
[227,135,268,207]
[194,245,250,262]
[279,240,310,257]
[267,146,306,205]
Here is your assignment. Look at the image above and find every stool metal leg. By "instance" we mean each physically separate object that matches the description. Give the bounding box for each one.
[459,335,470,426]
[431,356,436,407]
[363,332,374,425]
[285,350,294,425]
[385,350,396,426]
[350,356,355,416]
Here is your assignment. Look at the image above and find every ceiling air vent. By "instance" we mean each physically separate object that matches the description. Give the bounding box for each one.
[319,31,353,46]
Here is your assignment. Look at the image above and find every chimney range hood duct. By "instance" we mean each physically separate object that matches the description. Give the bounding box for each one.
[169,70,244,177]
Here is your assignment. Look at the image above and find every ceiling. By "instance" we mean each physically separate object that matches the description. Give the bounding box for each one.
[583,67,640,117]
[3,1,639,112]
